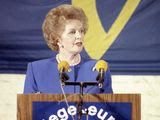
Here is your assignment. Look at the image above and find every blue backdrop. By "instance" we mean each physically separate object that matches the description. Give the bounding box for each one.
[0,0,160,74]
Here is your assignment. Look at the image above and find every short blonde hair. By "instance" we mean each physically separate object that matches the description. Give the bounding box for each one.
[42,4,88,51]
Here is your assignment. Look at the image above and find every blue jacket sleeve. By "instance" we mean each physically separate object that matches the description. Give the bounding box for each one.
[23,63,38,93]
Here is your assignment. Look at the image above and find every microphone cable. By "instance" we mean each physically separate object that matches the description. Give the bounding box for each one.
[59,79,75,120]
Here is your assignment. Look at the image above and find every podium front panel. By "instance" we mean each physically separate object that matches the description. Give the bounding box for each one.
[17,94,140,120]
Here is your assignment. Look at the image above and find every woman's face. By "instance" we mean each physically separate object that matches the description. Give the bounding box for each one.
[58,19,85,54]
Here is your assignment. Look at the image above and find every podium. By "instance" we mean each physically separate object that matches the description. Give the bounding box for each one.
[17,94,140,120]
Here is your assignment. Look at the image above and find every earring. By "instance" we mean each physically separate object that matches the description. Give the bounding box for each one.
[57,41,64,48]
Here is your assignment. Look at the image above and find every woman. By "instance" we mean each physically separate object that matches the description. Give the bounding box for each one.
[24,4,113,94]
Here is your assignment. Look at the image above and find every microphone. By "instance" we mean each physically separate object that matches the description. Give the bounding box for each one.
[57,61,70,85]
[95,60,108,88]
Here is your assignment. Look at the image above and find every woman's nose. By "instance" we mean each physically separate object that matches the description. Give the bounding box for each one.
[75,31,82,39]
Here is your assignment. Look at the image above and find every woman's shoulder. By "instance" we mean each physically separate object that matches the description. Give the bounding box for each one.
[80,58,110,70]
[81,58,98,66]
[79,58,97,71]
[81,57,109,65]
[29,57,57,66]
[81,57,96,64]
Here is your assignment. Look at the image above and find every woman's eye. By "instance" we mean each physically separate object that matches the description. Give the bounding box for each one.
[69,30,76,34]
[80,29,84,33]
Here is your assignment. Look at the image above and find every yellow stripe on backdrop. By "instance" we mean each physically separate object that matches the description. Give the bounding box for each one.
[72,0,141,59]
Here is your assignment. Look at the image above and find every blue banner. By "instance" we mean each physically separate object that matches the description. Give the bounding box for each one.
[33,102,132,120]
[0,0,160,74]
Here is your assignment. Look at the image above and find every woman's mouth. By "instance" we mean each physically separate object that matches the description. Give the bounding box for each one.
[75,42,83,47]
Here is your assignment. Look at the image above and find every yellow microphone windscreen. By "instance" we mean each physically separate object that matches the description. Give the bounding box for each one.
[95,60,108,72]
[57,61,70,72]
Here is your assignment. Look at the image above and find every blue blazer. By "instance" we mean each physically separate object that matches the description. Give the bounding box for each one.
[24,57,113,94]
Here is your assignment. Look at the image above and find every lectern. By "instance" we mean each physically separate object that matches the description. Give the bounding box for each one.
[17,94,140,120]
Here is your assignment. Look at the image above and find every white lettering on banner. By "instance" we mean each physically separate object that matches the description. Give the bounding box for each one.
[57,108,68,120]
[48,105,115,120]
[88,106,97,116]
[97,108,108,120]
[49,114,59,120]
[82,108,87,114]
[67,105,77,116]
[108,116,116,120]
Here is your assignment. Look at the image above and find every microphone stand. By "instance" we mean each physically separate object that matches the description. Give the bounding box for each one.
[63,81,99,120]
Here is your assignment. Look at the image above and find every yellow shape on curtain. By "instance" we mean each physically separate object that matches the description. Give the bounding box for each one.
[72,0,141,59]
